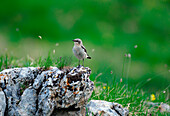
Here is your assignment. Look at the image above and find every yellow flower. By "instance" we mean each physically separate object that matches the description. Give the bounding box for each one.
[150,94,156,101]
[108,87,110,90]
[103,86,106,90]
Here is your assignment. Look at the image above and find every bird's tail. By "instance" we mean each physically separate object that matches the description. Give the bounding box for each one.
[87,55,91,59]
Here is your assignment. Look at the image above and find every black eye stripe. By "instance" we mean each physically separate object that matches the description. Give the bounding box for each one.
[75,40,80,43]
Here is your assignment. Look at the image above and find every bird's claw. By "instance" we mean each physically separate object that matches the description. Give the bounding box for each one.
[78,65,83,68]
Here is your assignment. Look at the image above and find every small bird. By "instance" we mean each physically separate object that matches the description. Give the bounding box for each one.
[72,38,91,66]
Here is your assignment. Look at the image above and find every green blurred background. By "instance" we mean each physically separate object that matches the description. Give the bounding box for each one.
[0,0,169,93]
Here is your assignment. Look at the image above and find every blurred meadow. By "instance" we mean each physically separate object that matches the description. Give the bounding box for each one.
[0,0,169,100]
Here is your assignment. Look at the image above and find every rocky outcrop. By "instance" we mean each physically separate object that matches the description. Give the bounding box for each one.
[0,66,94,116]
[0,66,129,116]
[0,67,39,116]
[0,88,6,116]
[35,66,93,116]
[86,100,129,116]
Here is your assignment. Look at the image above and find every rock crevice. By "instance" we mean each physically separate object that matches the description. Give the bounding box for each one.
[0,66,94,116]
[0,66,129,116]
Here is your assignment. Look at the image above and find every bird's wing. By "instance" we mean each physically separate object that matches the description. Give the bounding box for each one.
[81,45,87,53]
[81,45,91,59]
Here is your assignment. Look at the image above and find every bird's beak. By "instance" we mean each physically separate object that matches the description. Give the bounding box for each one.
[72,40,76,42]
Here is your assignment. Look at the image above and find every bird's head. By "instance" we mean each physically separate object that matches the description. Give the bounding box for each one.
[72,38,82,46]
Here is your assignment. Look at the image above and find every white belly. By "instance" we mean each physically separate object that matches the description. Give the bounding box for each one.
[73,46,86,60]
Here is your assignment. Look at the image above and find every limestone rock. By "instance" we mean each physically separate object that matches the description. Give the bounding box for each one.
[0,66,130,116]
[36,66,93,116]
[17,87,37,116]
[0,66,94,116]
[0,67,38,115]
[86,100,129,116]
[0,88,6,116]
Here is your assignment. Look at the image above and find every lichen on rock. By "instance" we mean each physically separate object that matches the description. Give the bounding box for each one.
[0,66,94,116]
[86,100,129,116]
[36,66,94,115]
[0,66,129,116]
[0,88,6,116]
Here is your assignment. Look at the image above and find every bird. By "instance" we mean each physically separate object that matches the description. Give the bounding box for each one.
[72,38,91,66]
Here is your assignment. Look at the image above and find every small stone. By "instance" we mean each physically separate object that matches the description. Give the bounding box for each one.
[159,103,170,112]
[86,100,129,116]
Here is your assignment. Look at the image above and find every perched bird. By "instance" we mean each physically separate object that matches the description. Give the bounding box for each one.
[72,38,91,66]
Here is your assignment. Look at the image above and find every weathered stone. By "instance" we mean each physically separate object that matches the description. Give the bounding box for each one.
[33,67,58,90]
[146,102,170,113]
[0,67,38,115]
[0,88,6,116]
[86,100,129,116]
[36,66,94,116]
[17,86,37,116]
[0,66,94,116]
[159,103,170,112]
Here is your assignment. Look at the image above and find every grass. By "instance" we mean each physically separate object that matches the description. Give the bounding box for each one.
[89,78,169,115]
[0,53,169,115]
[0,53,75,71]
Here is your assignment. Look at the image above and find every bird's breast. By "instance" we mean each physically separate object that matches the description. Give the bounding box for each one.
[73,46,86,60]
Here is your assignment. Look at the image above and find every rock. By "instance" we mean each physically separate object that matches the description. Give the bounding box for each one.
[86,100,129,116]
[0,67,38,115]
[0,66,129,116]
[51,108,82,116]
[36,66,94,116]
[146,102,170,113]
[0,66,94,116]
[0,88,6,116]
[159,103,170,112]
[33,67,58,90]
[17,86,37,116]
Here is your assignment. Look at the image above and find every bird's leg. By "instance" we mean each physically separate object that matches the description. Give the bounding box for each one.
[78,60,80,67]
[83,59,84,67]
